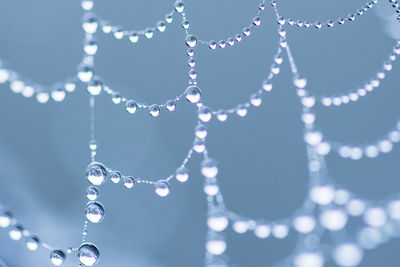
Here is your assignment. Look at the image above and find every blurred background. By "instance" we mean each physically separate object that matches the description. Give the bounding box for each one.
[0,0,400,266]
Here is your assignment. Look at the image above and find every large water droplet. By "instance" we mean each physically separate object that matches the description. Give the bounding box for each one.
[50,250,66,266]
[201,158,218,178]
[155,180,170,197]
[185,35,197,48]
[86,162,107,186]
[78,243,100,266]
[85,202,105,223]
[185,86,201,103]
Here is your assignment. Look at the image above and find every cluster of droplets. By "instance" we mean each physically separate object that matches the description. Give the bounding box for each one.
[272,0,378,30]
[316,40,400,107]
[200,0,267,50]
[0,62,77,103]
[91,1,188,44]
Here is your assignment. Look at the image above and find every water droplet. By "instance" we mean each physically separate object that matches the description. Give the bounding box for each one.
[175,166,189,182]
[254,224,271,239]
[155,180,170,197]
[165,14,173,23]
[182,20,190,29]
[128,32,139,43]
[86,186,99,201]
[294,252,324,267]
[85,202,105,223]
[125,100,137,114]
[250,94,262,107]
[9,224,23,240]
[165,100,176,111]
[185,35,197,48]
[82,13,98,34]
[188,69,197,80]
[174,1,185,12]
[109,171,122,184]
[36,92,50,104]
[204,178,219,196]
[198,106,212,122]
[111,92,121,104]
[83,38,98,55]
[201,158,218,178]
[50,250,66,266]
[207,209,228,232]
[0,211,12,228]
[193,138,206,153]
[77,64,93,83]
[156,21,166,32]
[242,27,251,36]
[87,76,103,96]
[195,124,208,139]
[81,0,93,10]
[149,104,161,117]
[26,235,40,251]
[236,104,248,117]
[123,176,135,188]
[209,40,217,50]
[320,209,348,231]
[86,162,107,186]
[185,86,202,103]
[144,28,154,39]
[78,243,100,266]
[216,110,227,122]
[206,233,226,255]
[51,88,66,102]
[253,16,261,26]
[294,74,307,89]
[333,243,363,267]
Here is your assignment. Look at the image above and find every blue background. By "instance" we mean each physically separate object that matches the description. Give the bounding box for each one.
[0,0,400,266]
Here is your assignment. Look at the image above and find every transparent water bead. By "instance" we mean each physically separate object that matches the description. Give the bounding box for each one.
[294,252,324,267]
[185,35,197,48]
[198,106,212,122]
[320,209,348,231]
[188,69,197,80]
[233,221,250,234]
[206,234,226,255]
[111,92,122,104]
[149,104,161,117]
[26,235,40,251]
[254,224,271,238]
[128,32,139,43]
[36,91,50,103]
[216,110,227,122]
[209,40,217,50]
[50,250,66,266]
[78,243,100,266]
[165,100,176,111]
[155,180,170,197]
[293,215,316,233]
[81,0,93,10]
[157,21,166,32]
[165,13,173,23]
[87,76,103,96]
[207,209,229,232]
[110,171,122,184]
[82,13,98,34]
[9,225,23,240]
[51,88,66,102]
[310,185,335,205]
[333,243,363,267]
[77,64,93,82]
[175,166,189,182]
[204,178,219,196]
[201,158,219,178]
[294,74,307,89]
[144,28,154,39]
[195,124,208,139]
[86,186,99,200]
[174,1,185,12]
[84,38,98,55]
[86,162,107,186]
[193,138,206,153]
[125,100,137,114]
[0,211,13,228]
[123,176,135,188]
[85,202,105,223]
[185,86,202,103]
[182,20,190,29]
[253,16,261,26]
